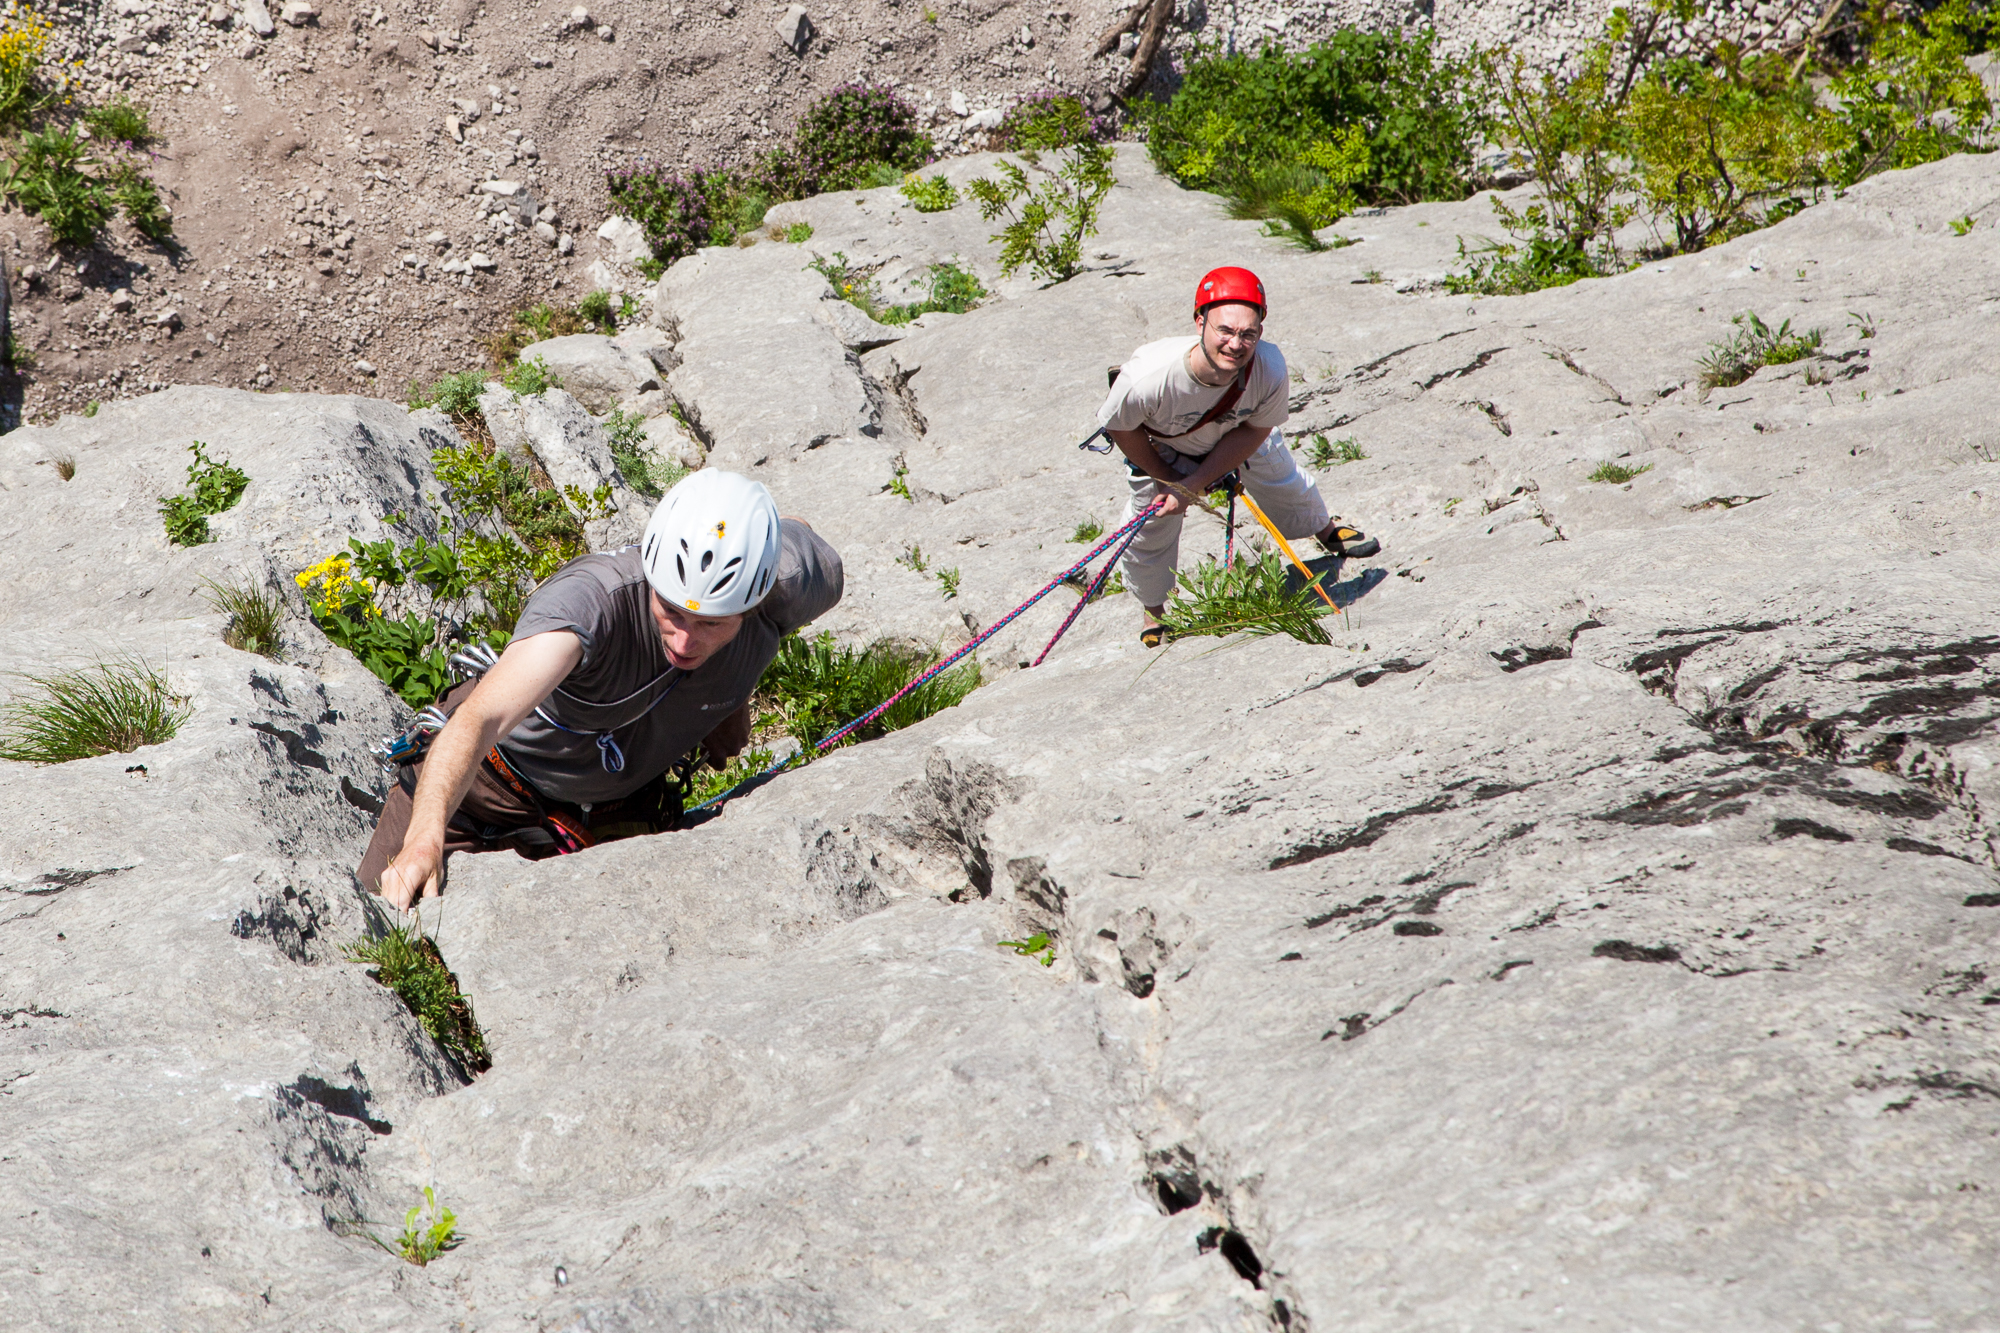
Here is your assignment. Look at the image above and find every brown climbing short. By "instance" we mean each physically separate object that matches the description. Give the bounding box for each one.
[355,748,548,895]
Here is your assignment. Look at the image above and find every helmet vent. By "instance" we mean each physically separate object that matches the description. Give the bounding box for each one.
[700,550,714,572]
[711,567,739,594]
[675,554,686,583]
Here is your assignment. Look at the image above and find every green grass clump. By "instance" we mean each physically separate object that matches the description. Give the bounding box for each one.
[397,1186,459,1265]
[84,98,151,145]
[159,441,249,546]
[575,288,617,330]
[201,577,284,658]
[686,745,776,807]
[878,261,987,325]
[899,172,959,212]
[343,925,491,1071]
[603,407,688,499]
[1698,311,1822,392]
[1587,460,1654,484]
[1305,433,1366,468]
[1070,518,1104,543]
[407,368,491,422]
[759,631,982,752]
[1155,554,1336,647]
[0,659,191,763]
[501,354,562,397]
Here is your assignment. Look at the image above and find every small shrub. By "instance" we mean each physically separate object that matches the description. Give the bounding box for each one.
[603,407,686,499]
[1444,233,1598,297]
[0,659,191,763]
[997,931,1056,966]
[1070,518,1103,543]
[1828,0,1997,185]
[992,91,1109,152]
[784,221,813,242]
[297,554,453,706]
[808,251,883,319]
[897,542,928,573]
[1305,433,1365,468]
[1155,553,1335,646]
[501,354,561,397]
[201,576,284,658]
[767,82,934,197]
[936,567,960,599]
[107,162,171,241]
[343,925,491,1070]
[9,125,114,247]
[887,465,914,502]
[159,441,250,547]
[877,260,987,324]
[83,98,152,146]
[576,288,616,329]
[759,630,981,753]
[0,10,54,131]
[969,140,1115,284]
[408,368,491,422]
[686,745,777,807]
[1587,460,1654,484]
[1698,311,1822,391]
[397,1187,460,1267]
[899,172,959,212]
[1848,310,1876,339]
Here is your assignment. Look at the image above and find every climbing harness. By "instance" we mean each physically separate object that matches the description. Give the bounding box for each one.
[686,497,1170,819]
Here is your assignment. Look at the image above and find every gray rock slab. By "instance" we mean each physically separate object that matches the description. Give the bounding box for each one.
[476,386,649,548]
[514,332,665,414]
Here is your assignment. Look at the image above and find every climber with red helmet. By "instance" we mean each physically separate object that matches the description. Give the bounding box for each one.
[1099,266,1379,646]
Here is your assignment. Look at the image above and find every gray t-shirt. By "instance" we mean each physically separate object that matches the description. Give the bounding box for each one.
[1097,336,1289,458]
[499,519,843,805]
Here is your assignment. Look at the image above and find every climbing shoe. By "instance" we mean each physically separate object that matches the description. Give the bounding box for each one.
[1316,522,1380,560]
[1140,624,1169,649]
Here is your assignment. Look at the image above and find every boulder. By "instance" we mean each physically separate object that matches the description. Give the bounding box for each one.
[594,214,651,266]
[774,2,813,53]
[510,333,664,413]
[240,0,274,36]
[476,385,648,547]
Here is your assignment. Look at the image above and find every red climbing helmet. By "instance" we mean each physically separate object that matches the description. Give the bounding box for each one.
[1194,266,1266,318]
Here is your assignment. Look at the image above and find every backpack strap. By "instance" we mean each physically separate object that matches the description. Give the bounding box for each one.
[1150,370,1248,442]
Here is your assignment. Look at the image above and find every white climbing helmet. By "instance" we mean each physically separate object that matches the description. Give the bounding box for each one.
[640,469,783,618]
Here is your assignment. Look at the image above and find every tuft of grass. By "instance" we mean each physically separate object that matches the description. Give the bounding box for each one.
[1587,459,1654,484]
[107,162,171,241]
[343,925,491,1071]
[575,288,616,330]
[1305,433,1366,469]
[501,354,561,397]
[899,172,959,213]
[84,98,152,146]
[201,576,284,658]
[407,368,492,423]
[0,659,191,763]
[686,745,776,807]
[159,441,250,547]
[1847,310,1876,339]
[396,1186,459,1266]
[52,452,75,478]
[1950,213,1977,236]
[997,931,1055,966]
[1070,518,1103,543]
[1155,553,1336,647]
[759,630,982,753]
[1698,311,1822,392]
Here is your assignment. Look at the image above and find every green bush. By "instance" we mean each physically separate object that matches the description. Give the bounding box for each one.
[576,288,616,330]
[1697,310,1822,391]
[603,406,688,499]
[0,658,191,763]
[8,125,114,247]
[899,172,959,212]
[501,354,561,397]
[1143,32,1482,211]
[1156,554,1336,646]
[343,926,490,1070]
[84,98,152,146]
[1304,433,1365,468]
[159,441,249,546]
[878,261,987,324]
[408,368,491,421]
[1829,0,1996,182]
[969,141,1115,284]
[759,631,982,753]
[993,91,1109,151]
[107,162,171,241]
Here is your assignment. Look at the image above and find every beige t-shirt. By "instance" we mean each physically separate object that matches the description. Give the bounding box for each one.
[1097,336,1290,458]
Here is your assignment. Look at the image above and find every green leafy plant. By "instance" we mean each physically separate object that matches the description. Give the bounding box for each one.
[1951,213,1978,236]
[758,631,982,753]
[83,98,152,146]
[576,288,617,329]
[1847,310,1876,339]
[343,925,491,1070]
[1587,460,1654,484]
[501,354,562,397]
[878,260,987,324]
[1827,0,1996,185]
[997,931,1056,966]
[784,221,813,242]
[936,567,960,599]
[1697,310,1822,391]
[8,125,114,247]
[0,658,191,763]
[968,140,1115,283]
[396,1187,460,1266]
[1070,518,1104,543]
[685,745,777,807]
[887,465,914,502]
[897,543,928,573]
[1305,433,1365,468]
[1444,233,1598,296]
[106,161,171,241]
[993,92,1107,152]
[201,576,284,658]
[158,441,250,547]
[899,172,959,212]
[808,250,884,318]
[407,368,491,421]
[603,407,685,499]
[1154,553,1336,646]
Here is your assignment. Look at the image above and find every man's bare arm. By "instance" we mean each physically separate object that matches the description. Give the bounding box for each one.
[376,629,584,909]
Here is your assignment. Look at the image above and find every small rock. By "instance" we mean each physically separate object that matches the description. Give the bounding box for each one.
[417,26,438,49]
[354,359,377,375]
[963,108,1004,132]
[445,115,463,143]
[479,179,523,197]
[116,32,148,52]
[242,0,274,36]
[536,203,559,224]
[519,139,540,160]
[949,88,968,117]
[595,215,651,265]
[114,0,146,14]
[314,260,336,275]
[528,48,553,67]
[557,233,575,256]
[235,33,260,55]
[439,257,471,275]
[596,23,613,40]
[279,0,315,25]
[566,4,590,29]
[154,309,181,329]
[333,230,354,249]
[205,3,232,24]
[426,230,450,251]
[469,252,496,270]
[400,253,420,268]
[451,97,482,122]
[1116,30,1136,55]
[774,3,813,54]
[533,221,560,246]
[109,288,134,311]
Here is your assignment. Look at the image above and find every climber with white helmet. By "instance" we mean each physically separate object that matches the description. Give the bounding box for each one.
[1099,266,1380,647]
[362,469,844,910]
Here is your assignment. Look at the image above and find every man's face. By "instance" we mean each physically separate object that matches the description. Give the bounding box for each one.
[649,590,747,670]
[1196,303,1263,374]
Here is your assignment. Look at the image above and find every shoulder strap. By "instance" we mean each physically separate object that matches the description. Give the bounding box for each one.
[1153,370,1247,442]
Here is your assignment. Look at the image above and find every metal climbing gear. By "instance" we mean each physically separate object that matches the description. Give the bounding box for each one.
[368,643,503,773]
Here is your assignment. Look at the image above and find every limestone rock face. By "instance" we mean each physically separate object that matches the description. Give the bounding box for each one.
[475,385,649,548]
[511,332,666,414]
[4,150,2000,1332]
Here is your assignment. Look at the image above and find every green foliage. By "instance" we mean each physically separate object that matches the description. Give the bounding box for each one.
[487,304,582,366]
[784,221,814,242]
[201,576,284,658]
[1587,459,1654,484]
[997,932,1056,966]
[0,658,191,763]
[936,567,960,599]
[899,172,959,212]
[897,542,928,573]
[1697,310,1822,391]
[1828,0,1996,183]
[501,354,562,397]
[968,141,1115,284]
[992,92,1106,152]
[878,261,987,324]
[397,1187,460,1267]
[1443,233,1598,296]
[8,125,114,247]
[1305,433,1365,468]
[1155,553,1335,647]
[685,746,776,807]
[887,465,914,502]
[84,98,152,145]
[758,631,982,753]
[158,441,249,546]
[1070,518,1104,543]
[343,926,491,1070]
[0,11,55,133]
[407,368,491,421]
[776,83,934,195]
[1848,310,1877,339]
[1143,32,1482,209]
[1951,213,1978,236]
[576,288,616,329]
[107,161,171,241]
[603,407,685,499]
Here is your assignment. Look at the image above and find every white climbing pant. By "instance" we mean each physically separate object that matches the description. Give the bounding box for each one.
[1119,430,1330,608]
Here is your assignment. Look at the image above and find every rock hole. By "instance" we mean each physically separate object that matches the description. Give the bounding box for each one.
[1393,920,1443,937]
[1199,1227,1264,1287]
[1593,939,1681,963]
[1145,1146,1202,1215]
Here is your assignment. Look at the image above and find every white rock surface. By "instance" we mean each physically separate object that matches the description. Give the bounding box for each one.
[510,333,665,414]
[476,385,648,547]
[3,148,1999,1333]
[594,214,651,266]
